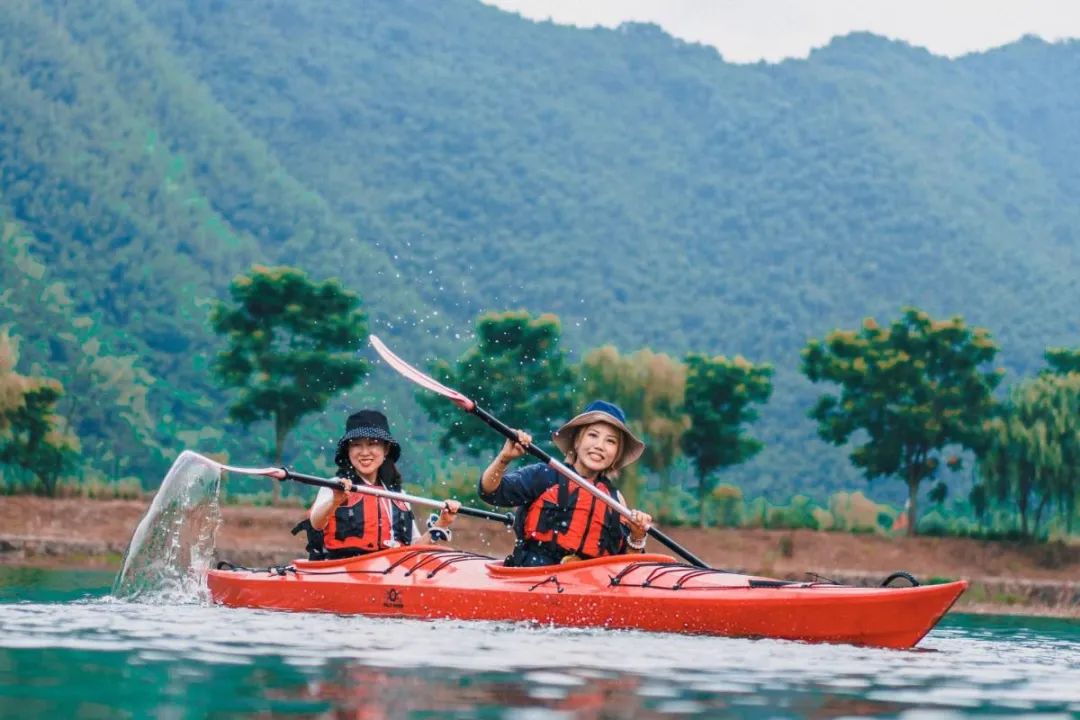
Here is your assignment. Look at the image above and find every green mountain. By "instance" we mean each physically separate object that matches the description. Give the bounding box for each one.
[2,0,1078,502]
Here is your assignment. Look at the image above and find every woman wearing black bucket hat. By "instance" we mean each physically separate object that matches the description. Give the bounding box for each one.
[307,409,459,558]
[478,400,652,567]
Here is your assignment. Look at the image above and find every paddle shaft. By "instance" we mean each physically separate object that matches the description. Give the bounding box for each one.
[470,406,708,568]
[201,451,513,526]
[210,459,518,526]
[280,469,514,526]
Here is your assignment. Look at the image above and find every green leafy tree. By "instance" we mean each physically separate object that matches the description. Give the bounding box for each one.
[710,484,744,528]
[0,385,79,496]
[0,330,79,495]
[2,220,164,484]
[979,373,1080,538]
[928,481,948,507]
[802,308,1002,535]
[581,346,689,503]
[210,266,369,501]
[0,331,33,425]
[56,349,160,479]
[682,353,773,527]
[968,484,989,532]
[421,311,576,457]
[1044,347,1080,375]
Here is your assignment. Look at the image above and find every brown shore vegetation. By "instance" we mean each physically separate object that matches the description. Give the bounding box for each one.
[1,496,1077,617]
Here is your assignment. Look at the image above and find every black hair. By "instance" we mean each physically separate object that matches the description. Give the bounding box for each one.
[377,460,403,491]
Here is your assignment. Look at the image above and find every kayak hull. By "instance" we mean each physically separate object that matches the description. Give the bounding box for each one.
[207,546,966,649]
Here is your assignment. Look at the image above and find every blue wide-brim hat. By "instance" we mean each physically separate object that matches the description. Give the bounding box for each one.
[552,400,645,470]
[334,409,401,467]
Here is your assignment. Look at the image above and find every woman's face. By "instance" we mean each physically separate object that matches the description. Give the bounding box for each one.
[572,422,622,477]
[347,437,387,481]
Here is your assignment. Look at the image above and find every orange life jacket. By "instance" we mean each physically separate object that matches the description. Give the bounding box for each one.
[324,489,413,553]
[522,476,626,559]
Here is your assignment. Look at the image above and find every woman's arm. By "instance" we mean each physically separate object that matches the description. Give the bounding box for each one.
[309,480,352,530]
[478,461,556,508]
[415,500,461,544]
[617,490,651,553]
[480,430,532,496]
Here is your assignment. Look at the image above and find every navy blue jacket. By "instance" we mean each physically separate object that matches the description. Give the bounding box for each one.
[479,463,559,507]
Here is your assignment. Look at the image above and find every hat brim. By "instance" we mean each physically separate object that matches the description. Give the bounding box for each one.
[551,411,645,470]
[335,427,401,465]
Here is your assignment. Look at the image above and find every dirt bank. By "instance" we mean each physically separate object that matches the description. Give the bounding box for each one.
[2,496,1077,616]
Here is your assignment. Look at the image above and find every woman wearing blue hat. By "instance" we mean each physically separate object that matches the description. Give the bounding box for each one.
[308,409,459,559]
[479,400,653,567]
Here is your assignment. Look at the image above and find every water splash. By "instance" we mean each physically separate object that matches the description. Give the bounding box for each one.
[112,451,223,602]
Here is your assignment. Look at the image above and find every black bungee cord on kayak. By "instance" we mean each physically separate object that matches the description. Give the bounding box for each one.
[215,548,495,580]
[881,571,920,587]
[607,562,802,590]
[401,550,495,578]
[528,575,565,593]
[215,560,297,576]
[606,562,923,591]
[805,571,840,585]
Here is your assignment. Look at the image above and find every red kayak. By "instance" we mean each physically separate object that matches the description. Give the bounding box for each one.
[207,546,966,649]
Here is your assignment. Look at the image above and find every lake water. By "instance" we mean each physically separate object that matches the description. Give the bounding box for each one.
[0,567,1078,719]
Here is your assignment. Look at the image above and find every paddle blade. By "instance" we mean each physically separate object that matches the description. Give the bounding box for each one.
[369,334,475,411]
[182,452,283,479]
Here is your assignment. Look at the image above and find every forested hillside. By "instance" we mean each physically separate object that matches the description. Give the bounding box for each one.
[2,0,1078,501]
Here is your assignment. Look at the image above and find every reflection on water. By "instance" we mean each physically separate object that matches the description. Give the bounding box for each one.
[0,587,1077,719]
[279,665,915,719]
[283,667,646,720]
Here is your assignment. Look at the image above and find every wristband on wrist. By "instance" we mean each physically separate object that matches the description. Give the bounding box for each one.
[626,534,647,550]
[426,513,452,543]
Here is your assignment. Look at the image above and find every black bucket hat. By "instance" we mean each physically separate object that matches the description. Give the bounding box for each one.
[334,409,401,468]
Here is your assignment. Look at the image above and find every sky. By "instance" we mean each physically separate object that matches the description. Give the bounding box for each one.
[482,0,1080,63]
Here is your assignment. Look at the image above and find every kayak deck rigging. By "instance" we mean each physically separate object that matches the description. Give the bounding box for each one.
[219,550,826,590]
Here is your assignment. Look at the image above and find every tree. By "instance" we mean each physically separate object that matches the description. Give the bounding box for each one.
[0,331,33,424]
[1044,347,1080,376]
[969,483,989,532]
[711,484,744,528]
[420,311,576,457]
[55,348,160,480]
[802,308,1001,535]
[979,373,1080,538]
[682,353,773,527]
[1,220,163,484]
[0,330,79,495]
[581,346,689,503]
[210,266,369,501]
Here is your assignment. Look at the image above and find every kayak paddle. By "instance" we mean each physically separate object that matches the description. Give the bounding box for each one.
[191,451,514,526]
[368,334,709,568]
